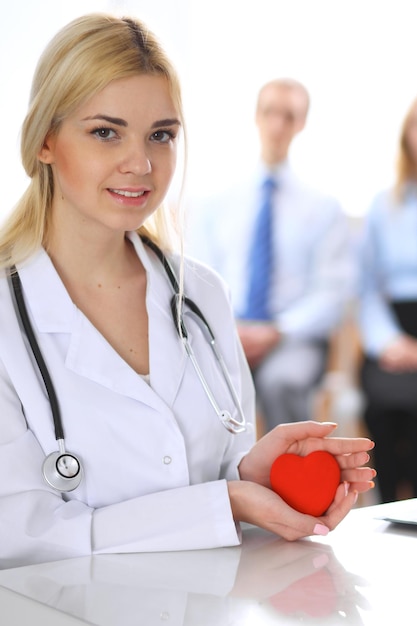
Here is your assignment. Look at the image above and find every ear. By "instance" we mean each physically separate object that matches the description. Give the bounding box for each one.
[37,134,55,164]
[294,113,307,135]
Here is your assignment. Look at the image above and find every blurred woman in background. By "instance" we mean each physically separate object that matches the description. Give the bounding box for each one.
[359,96,417,503]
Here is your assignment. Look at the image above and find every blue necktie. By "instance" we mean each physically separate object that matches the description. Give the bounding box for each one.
[241,176,276,320]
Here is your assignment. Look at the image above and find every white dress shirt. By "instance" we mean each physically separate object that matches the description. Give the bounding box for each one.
[187,161,355,340]
[0,232,255,567]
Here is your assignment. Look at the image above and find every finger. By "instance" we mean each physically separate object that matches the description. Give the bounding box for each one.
[321,436,375,456]
[264,492,332,542]
[340,467,376,484]
[346,480,376,494]
[274,420,338,445]
[320,486,358,530]
[326,480,351,510]
[270,519,329,542]
[336,450,372,470]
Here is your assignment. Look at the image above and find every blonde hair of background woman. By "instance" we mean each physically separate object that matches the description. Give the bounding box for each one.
[395,96,417,200]
[0,13,187,270]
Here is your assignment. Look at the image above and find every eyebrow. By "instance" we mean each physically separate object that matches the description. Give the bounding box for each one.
[82,114,128,126]
[151,118,181,128]
[82,115,181,128]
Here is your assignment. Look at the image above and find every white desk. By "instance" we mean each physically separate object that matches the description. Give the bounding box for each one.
[1,500,416,625]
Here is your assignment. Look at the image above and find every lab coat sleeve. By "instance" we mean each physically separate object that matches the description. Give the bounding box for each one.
[93,479,238,555]
[0,357,91,567]
[0,357,242,568]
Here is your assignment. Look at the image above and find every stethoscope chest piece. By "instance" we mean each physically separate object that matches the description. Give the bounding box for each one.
[42,448,83,492]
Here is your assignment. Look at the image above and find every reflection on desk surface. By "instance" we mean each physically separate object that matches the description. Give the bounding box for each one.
[1,502,417,626]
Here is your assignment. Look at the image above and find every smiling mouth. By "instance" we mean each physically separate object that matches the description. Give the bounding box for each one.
[109,189,146,198]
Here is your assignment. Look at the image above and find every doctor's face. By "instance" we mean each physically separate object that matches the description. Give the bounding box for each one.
[39,74,181,235]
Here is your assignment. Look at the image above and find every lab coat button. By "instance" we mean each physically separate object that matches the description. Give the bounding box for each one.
[160,611,170,620]
[163,456,172,465]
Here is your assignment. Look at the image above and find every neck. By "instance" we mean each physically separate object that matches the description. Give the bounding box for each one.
[261,150,287,168]
[45,221,140,290]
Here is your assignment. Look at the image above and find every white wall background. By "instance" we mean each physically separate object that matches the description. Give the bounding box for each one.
[1,0,417,221]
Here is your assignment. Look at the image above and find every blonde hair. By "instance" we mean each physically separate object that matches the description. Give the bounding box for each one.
[395,96,417,200]
[0,13,185,269]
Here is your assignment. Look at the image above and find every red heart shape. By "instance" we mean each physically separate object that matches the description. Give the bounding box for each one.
[270,451,341,516]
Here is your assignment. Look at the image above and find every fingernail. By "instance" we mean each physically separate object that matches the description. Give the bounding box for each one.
[353,491,359,504]
[313,523,330,536]
[313,553,329,568]
[344,481,350,497]
[369,481,375,489]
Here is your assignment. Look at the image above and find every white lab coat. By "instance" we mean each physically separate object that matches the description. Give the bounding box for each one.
[0,233,255,567]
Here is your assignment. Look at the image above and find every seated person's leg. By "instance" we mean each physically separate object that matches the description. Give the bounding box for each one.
[399,410,417,499]
[360,356,417,502]
[253,337,328,432]
[363,404,401,503]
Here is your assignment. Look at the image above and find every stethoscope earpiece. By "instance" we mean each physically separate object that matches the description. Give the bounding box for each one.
[220,411,246,434]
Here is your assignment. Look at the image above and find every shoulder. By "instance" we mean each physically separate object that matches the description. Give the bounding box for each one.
[183,254,230,294]
[284,169,342,216]
[0,269,25,363]
[366,188,397,221]
[181,254,233,312]
[0,269,13,307]
[151,251,235,331]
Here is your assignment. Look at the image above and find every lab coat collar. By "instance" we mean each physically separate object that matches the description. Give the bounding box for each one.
[17,247,76,333]
[16,235,187,408]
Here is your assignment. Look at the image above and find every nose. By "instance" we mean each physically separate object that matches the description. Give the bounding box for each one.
[119,139,151,176]
[270,112,287,133]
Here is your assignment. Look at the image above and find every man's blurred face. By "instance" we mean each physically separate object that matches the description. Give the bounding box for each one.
[256,84,308,165]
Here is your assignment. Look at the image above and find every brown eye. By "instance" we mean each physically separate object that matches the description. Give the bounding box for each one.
[151,129,175,143]
[91,127,117,140]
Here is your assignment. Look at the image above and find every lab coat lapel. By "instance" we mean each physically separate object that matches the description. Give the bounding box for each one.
[17,237,188,410]
[128,233,188,408]
[65,310,162,406]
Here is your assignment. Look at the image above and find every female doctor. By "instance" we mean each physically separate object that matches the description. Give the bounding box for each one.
[0,13,375,567]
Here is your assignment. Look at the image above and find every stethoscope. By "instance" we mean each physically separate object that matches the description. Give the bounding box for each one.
[9,236,246,493]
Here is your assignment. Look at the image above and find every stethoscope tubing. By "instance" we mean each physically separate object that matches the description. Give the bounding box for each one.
[10,267,65,440]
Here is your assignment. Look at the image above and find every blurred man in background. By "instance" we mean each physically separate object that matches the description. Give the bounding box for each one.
[187,78,354,433]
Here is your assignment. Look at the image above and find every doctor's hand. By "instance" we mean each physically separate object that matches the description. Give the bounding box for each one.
[238,420,375,495]
[231,421,375,540]
[227,476,360,541]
